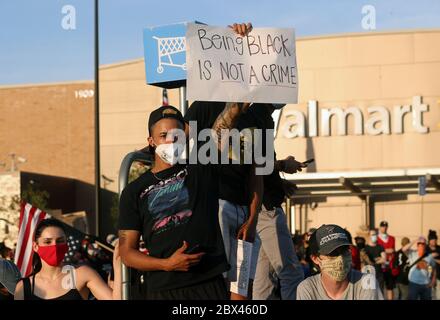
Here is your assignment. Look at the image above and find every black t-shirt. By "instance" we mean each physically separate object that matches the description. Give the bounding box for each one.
[365,244,385,278]
[427,245,440,280]
[246,105,285,209]
[184,101,284,207]
[395,249,410,284]
[118,114,228,292]
[184,101,255,206]
[251,105,284,209]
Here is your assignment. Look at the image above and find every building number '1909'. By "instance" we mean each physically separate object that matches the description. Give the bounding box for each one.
[74,90,94,99]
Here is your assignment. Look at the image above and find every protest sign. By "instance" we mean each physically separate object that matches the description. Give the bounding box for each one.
[186,23,298,104]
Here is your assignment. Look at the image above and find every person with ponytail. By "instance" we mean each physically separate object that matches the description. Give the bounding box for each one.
[14,219,121,300]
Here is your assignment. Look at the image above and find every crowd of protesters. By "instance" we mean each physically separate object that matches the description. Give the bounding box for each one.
[292,223,440,300]
[1,22,440,301]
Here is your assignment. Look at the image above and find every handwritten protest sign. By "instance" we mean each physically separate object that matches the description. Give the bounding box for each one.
[186,23,298,104]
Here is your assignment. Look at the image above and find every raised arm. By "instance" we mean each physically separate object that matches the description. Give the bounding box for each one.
[212,102,251,151]
[402,238,419,253]
[211,23,253,151]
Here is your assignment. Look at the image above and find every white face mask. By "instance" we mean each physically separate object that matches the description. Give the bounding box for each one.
[370,235,377,243]
[155,142,185,165]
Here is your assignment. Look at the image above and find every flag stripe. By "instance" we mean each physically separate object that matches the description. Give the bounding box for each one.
[162,88,169,106]
[14,203,50,277]
[16,205,37,272]
[13,204,26,265]
[24,210,47,276]
[18,202,25,231]
[22,209,47,277]
[14,204,35,270]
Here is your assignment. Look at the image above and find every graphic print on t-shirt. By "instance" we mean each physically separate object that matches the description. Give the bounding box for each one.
[140,168,192,234]
[227,127,257,164]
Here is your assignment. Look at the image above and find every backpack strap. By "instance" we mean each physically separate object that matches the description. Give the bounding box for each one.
[22,277,32,300]
[407,252,429,270]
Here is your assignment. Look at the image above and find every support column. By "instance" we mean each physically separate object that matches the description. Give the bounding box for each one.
[364,195,375,229]
[285,197,292,234]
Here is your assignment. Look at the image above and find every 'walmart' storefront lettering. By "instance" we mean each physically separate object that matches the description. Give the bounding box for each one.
[280,96,429,138]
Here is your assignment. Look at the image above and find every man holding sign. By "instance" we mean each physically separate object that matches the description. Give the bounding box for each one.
[185,23,263,300]
[185,22,302,301]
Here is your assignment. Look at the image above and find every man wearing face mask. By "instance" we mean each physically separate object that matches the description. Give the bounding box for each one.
[118,100,252,299]
[363,229,386,292]
[376,221,397,300]
[296,224,383,300]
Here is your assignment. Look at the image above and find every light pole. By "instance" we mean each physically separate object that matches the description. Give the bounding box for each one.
[94,0,101,237]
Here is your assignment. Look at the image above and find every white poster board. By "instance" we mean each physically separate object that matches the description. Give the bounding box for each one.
[186,23,298,104]
[230,239,253,296]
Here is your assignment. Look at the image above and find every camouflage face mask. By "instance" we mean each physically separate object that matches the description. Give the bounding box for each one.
[318,252,352,282]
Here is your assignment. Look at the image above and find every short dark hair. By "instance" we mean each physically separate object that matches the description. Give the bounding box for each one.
[309,230,319,256]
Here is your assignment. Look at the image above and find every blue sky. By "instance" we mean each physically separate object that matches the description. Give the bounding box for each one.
[1,0,439,85]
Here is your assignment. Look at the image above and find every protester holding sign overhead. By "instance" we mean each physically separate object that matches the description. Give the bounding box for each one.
[184,97,263,300]
[184,22,302,300]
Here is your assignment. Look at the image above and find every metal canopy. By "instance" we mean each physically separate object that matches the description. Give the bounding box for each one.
[282,168,440,200]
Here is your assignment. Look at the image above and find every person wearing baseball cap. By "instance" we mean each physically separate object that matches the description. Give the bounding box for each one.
[296,224,383,300]
[118,43,254,299]
[0,258,21,300]
[402,235,437,300]
[377,220,397,300]
[427,230,440,300]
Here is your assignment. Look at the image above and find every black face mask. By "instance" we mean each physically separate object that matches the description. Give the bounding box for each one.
[356,241,366,249]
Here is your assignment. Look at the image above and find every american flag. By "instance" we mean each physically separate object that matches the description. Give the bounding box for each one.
[14,202,50,277]
[162,88,169,106]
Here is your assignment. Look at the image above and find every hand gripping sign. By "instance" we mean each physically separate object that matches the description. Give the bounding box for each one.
[186,23,298,104]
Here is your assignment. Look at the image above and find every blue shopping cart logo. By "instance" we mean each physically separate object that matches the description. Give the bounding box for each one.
[143,21,203,88]
[152,36,186,74]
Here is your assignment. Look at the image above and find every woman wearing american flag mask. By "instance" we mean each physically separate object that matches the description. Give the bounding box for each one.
[14,219,121,300]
